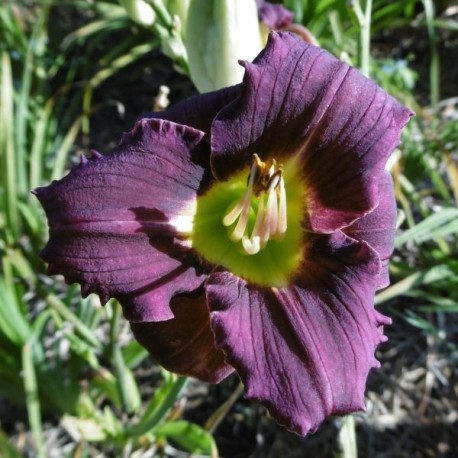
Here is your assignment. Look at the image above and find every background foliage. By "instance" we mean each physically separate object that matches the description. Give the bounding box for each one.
[0,0,457,456]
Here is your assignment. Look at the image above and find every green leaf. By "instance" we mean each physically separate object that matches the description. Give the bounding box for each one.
[91,368,122,407]
[131,373,188,436]
[113,345,141,413]
[395,208,458,247]
[375,265,456,304]
[0,277,31,346]
[45,294,101,349]
[122,340,149,369]
[0,51,18,237]
[22,340,45,458]
[156,420,217,457]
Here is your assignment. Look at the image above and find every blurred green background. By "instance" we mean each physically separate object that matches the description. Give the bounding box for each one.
[0,0,457,456]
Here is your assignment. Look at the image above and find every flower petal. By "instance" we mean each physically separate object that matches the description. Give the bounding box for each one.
[131,292,233,383]
[35,119,208,321]
[211,31,412,232]
[344,172,397,289]
[139,85,241,134]
[206,231,390,435]
[256,0,294,29]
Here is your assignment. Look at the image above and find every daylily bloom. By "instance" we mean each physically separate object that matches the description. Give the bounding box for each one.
[35,32,413,435]
[256,0,294,30]
[256,0,318,47]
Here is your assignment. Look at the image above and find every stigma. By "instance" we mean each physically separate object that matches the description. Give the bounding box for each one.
[223,154,287,255]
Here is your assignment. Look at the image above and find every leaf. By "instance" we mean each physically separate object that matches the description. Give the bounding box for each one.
[156,420,218,457]
[375,264,456,304]
[22,340,45,458]
[130,373,187,436]
[113,345,141,413]
[0,277,31,346]
[395,208,458,247]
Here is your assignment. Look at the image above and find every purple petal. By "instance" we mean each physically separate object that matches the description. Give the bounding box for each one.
[206,231,390,435]
[211,32,413,232]
[131,293,233,383]
[35,119,208,321]
[256,0,294,29]
[139,85,241,134]
[344,172,397,289]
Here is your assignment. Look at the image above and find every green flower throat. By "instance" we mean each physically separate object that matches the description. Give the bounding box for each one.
[192,155,304,287]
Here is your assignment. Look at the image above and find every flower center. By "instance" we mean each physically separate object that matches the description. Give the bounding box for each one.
[191,155,304,287]
[222,154,287,255]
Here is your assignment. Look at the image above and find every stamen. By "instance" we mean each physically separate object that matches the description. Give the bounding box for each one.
[277,178,287,236]
[222,197,246,227]
[222,154,287,255]
[243,191,266,255]
[231,198,251,241]
[242,234,261,255]
[251,191,266,239]
[267,172,282,235]
[262,187,277,243]
[223,158,258,229]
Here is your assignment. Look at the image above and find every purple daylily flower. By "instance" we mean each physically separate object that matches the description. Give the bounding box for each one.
[35,32,413,435]
[256,0,294,30]
[256,0,319,47]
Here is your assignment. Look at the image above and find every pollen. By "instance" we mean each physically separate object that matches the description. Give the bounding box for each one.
[223,154,287,255]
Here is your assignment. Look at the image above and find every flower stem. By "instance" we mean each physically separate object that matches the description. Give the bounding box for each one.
[422,0,439,108]
[338,415,358,458]
[22,340,45,458]
[361,0,372,77]
[204,382,244,434]
[350,0,372,77]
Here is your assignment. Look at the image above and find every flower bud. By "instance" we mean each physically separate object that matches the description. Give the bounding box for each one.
[185,0,263,93]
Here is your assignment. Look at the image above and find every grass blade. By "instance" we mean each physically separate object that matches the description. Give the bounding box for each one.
[131,373,188,436]
[22,340,45,458]
[45,294,101,350]
[422,0,440,108]
[15,0,50,196]
[51,116,83,181]
[0,51,18,237]
[395,208,458,247]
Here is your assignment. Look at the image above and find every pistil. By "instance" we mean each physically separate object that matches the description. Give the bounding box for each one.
[223,154,287,255]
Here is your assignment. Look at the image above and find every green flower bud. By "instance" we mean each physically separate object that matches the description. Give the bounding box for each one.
[185,0,263,93]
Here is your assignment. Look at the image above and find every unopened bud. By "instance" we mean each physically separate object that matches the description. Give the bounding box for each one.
[185,0,263,93]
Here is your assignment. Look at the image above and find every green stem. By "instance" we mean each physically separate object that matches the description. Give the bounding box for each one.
[131,375,188,436]
[109,300,122,355]
[145,0,173,28]
[1,51,19,238]
[422,0,439,108]
[361,0,372,77]
[351,0,372,77]
[22,341,45,458]
[45,294,101,349]
[15,0,50,196]
[338,415,358,458]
